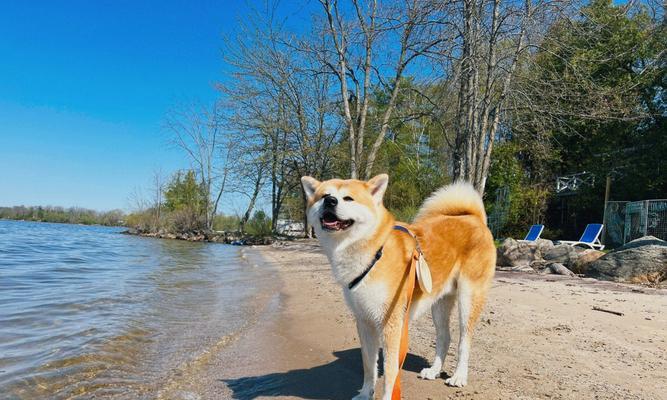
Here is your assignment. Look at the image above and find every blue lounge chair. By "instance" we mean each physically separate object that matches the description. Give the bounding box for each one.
[519,224,544,242]
[559,223,605,250]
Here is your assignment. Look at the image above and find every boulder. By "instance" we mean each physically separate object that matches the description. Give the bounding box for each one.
[570,249,605,274]
[534,239,556,260]
[497,238,554,268]
[587,236,667,283]
[543,244,584,266]
[613,235,665,251]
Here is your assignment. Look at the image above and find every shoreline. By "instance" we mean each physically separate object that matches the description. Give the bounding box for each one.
[121,228,279,246]
[155,240,666,399]
[151,245,285,400]
[0,217,123,228]
[0,219,281,246]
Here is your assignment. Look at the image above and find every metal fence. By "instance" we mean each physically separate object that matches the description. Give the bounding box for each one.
[487,186,510,238]
[603,201,628,248]
[603,199,667,246]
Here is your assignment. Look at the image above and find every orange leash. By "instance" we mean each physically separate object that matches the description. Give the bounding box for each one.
[391,249,419,400]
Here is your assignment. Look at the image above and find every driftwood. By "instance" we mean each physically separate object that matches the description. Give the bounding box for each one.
[592,306,624,316]
[548,263,576,277]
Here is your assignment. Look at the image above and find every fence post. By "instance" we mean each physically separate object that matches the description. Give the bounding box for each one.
[643,200,650,237]
[601,175,611,245]
[623,202,632,244]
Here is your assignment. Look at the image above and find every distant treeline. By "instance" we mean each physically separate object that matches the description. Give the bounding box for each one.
[0,206,125,226]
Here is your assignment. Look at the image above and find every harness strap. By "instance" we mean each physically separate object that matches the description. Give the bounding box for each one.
[348,225,415,290]
[391,248,418,400]
[348,247,383,290]
[393,224,422,253]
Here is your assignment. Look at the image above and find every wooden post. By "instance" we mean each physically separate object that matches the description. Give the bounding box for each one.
[601,175,611,245]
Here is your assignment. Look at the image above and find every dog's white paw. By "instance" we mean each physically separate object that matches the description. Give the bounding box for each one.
[445,372,467,387]
[419,366,441,380]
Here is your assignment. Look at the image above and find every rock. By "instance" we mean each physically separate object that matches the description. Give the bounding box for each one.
[497,238,555,268]
[571,249,605,274]
[613,235,665,251]
[587,236,667,283]
[534,238,556,256]
[543,244,584,266]
[547,262,576,277]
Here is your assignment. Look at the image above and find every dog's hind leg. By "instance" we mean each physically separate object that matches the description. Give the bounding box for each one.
[353,320,380,400]
[419,294,455,380]
[445,278,486,387]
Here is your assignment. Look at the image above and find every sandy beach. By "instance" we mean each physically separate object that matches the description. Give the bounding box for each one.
[157,240,667,400]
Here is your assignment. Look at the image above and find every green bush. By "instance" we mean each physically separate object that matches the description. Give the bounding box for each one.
[244,210,272,236]
[213,214,241,232]
[486,142,552,238]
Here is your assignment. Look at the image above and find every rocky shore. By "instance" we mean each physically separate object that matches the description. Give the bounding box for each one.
[122,227,277,245]
[497,235,667,287]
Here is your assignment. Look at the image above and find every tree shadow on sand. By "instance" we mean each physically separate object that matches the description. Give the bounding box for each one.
[222,348,430,400]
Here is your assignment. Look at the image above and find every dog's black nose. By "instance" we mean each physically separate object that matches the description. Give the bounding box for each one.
[323,195,338,208]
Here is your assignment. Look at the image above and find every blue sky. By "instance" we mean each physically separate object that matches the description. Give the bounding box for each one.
[0,0,309,213]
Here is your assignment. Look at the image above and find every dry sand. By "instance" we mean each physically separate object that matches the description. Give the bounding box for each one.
[159,240,667,400]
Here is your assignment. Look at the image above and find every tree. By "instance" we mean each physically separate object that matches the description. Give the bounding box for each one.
[371,78,451,220]
[164,170,208,231]
[487,0,666,237]
[221,2,340,234]
[165,102,234,231]
[244,210,272,236]
[151,169,165,230]
[314,0,442,179]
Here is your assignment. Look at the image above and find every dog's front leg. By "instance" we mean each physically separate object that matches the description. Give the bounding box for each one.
[380,316,403,400]
[353,320,380,400]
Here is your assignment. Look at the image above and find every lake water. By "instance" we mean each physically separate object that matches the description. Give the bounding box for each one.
[0,220,278,399]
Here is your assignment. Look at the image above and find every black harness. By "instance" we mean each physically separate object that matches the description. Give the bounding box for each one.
[347,225,420,290]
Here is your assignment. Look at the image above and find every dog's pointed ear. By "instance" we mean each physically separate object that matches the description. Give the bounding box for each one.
[301,176,320,199]
[367,174,389,204]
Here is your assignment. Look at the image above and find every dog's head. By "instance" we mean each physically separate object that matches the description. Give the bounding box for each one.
[301,174,389,243]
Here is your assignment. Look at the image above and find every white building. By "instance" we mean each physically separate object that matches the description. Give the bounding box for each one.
[276,219,305,236]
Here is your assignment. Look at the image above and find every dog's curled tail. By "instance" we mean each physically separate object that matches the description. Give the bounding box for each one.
[414,181,487,224]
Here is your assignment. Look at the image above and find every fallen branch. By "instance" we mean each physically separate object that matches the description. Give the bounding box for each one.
[592,306,624,316]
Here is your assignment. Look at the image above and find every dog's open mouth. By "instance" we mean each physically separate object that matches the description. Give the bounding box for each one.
[320,211,354,231]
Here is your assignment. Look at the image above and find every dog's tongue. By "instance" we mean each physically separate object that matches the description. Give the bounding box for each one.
[323,219,341,229]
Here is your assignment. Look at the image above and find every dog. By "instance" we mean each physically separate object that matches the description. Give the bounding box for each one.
[301,174,496,399]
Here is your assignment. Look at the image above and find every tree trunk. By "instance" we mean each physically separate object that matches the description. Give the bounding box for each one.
[240,182,261,235]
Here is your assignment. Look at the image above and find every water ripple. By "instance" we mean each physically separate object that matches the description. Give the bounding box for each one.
[0,220,276,399]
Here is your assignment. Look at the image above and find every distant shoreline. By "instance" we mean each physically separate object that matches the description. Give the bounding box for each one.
[122,227,279,246]
[0,218,285,246]
[0,218,124,228]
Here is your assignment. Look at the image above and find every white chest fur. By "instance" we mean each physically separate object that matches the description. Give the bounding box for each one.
[324,247,389,325]
[343,280,388,324]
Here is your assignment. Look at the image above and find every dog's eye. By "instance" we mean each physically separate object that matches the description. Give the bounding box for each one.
[343,196,354,202]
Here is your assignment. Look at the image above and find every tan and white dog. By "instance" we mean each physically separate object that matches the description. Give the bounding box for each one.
[301,174,496,399]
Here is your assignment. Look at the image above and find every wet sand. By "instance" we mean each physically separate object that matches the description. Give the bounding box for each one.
[161,240,667,400]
